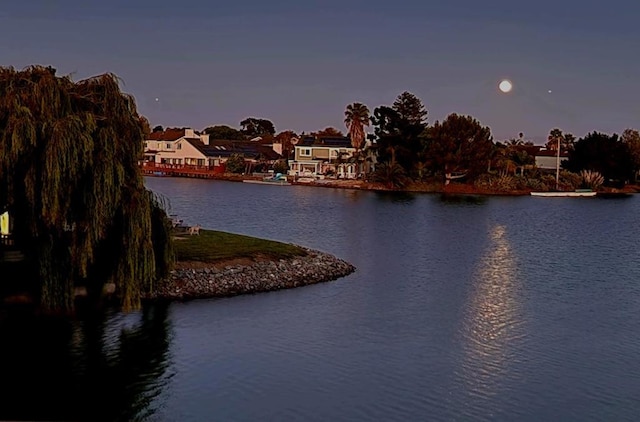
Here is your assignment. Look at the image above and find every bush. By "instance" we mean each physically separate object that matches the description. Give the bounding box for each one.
[474,174,517,191]
[373,161,408,188]
[559,170,581,190]
[225,154,246,174]
[272,159,289,174]
[580,170,604,190]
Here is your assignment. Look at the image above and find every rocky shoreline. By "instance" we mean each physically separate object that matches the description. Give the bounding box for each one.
[148,248,356,301]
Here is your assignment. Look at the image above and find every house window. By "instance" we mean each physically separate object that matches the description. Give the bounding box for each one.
[177,143,182,150]
[300,148,311,156]
[166,143,172,149]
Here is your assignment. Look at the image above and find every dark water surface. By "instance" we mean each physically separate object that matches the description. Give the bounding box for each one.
[2,177,639,421]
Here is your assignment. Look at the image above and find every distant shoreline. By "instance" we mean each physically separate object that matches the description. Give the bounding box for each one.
[146,173,639,196]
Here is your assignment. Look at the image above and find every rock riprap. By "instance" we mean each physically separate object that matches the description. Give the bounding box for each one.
[149,248,356,300]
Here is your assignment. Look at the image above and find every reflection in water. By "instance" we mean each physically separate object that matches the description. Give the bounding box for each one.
[373,191,416,203]
[0,303,172,421]
[458,224,523,405]
[438,194,488,206]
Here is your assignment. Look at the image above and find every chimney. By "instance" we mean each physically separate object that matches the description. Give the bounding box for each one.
[200,133,210,145]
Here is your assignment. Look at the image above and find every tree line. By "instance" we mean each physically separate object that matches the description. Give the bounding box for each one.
[176,91,640,190]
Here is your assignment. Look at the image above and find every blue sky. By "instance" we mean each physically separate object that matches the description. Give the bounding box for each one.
[2,0,639,141]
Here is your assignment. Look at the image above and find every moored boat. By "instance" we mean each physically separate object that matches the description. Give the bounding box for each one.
[243,173,291,186]
[243,179,291,186]
[530,190,596,197]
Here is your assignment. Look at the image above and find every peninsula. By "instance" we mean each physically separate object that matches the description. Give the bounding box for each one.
[148,229,356,301]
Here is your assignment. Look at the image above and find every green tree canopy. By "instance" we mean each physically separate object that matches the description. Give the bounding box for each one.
[311,127,344,138]
[564,131,633,183]
[371,92,428,176]
[274,130,298,159]
[392,91,427,126]
[423,113,494,180]
[240,117,276,138]
[203,124,244,140]
[621,128,640,180]
[0,66,173,312]
[225,153,246,173]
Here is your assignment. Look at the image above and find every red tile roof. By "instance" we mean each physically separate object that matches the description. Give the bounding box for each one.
[147,128,186,141]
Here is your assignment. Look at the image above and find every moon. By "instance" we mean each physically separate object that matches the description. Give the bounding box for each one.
[499,79,513,93]
[155,98,159,102]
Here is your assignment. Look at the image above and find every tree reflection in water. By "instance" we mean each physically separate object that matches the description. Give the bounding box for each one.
[0,302,172,421]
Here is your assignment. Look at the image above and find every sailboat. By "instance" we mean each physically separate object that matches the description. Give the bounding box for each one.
[530,190,596,197]
[530,137,596,197]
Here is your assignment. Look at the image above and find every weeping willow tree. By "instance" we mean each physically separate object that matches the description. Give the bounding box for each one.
[0,65,173,312]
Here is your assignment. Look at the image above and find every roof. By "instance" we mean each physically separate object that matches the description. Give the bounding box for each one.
[298,136,353,148]
[187,139,282,160]
[535,149,569,158]
[147,128,186,142]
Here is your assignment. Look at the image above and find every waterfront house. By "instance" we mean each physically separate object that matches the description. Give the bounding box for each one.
[143,128,282,173]
[288,136,359,179]
[144,128,213,166]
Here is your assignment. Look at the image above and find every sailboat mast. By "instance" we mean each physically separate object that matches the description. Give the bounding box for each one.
[555,136,560,190]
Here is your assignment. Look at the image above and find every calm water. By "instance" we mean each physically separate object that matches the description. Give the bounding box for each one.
[2,177,640,421]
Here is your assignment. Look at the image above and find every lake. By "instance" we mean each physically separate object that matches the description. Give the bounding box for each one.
[1,177,639,421]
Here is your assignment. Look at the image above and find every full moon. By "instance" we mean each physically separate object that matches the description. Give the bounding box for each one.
[499,80,513,93]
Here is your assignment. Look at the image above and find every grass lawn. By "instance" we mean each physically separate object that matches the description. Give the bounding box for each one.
[173,229,307,264]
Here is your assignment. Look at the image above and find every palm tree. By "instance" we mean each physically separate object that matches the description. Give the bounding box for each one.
[344,103,370,176]
[547,128,565,190]
[372,144,409,188]
[546,128,565,151]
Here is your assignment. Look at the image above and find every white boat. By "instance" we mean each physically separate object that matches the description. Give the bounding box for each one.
[243,173,291,186]
[531,190,596,197]
[243,179,291,186]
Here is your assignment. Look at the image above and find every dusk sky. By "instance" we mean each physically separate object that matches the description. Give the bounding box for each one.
[2,0,639,141]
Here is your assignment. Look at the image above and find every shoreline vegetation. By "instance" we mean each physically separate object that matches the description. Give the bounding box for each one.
[147,172,640,196]
[146,92,640,199]
[1,229,356,309]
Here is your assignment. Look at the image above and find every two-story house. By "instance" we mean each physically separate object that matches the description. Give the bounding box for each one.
[143,128,282,173]
[144,128,212,166]
[288,136,358,179]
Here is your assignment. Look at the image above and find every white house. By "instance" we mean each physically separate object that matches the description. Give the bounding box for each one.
[144,128,212,166]
[143,128,283,172]
[535,148,568,170]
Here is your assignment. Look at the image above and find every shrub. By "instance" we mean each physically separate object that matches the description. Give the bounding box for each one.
[225,154,246,173]
[272,159,289,174]
[373,161,409,189]
[580,170,604,190]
